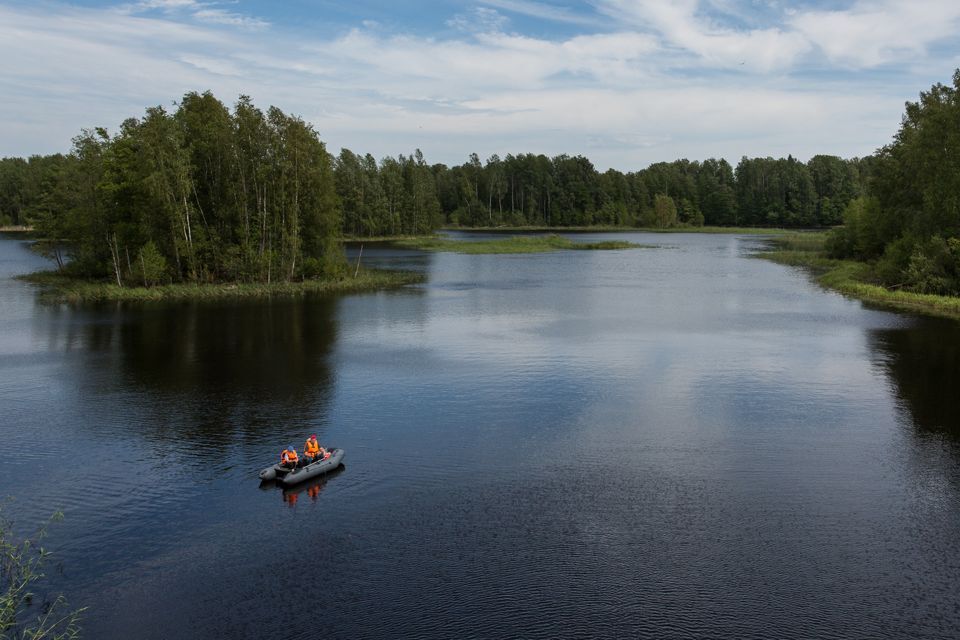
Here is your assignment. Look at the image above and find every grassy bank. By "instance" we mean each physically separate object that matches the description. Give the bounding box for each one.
[757,232,960,319]
[18,268,424,304]
[393,234,649,254]
[0,225,34,233]
[443,225,791,235]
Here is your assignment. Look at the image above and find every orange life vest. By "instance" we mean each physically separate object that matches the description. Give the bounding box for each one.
[305,439,320,458]
[281,448,298,464]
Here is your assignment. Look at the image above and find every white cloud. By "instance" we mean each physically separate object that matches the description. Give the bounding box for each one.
[595,0,811,71]
[790,0,960,67]
[595,0,960,71]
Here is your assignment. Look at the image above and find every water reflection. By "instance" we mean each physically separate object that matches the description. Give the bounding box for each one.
[279,467,344,507]
[40,297,342,452]
[869,317,960,439]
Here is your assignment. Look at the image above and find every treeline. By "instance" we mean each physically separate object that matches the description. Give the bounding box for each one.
[335,152,870,234]
[0,90,875,285]
[827,70,960,295]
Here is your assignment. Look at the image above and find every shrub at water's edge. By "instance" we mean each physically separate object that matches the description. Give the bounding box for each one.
[18,268,424,304]
[758,232,960,319]
[1,506,85,639]
[392,234,650,254]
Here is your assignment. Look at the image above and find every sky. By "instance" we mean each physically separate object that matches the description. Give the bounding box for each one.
[1,0,959,171]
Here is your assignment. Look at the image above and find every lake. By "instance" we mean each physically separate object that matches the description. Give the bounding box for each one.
[1,231,958,639]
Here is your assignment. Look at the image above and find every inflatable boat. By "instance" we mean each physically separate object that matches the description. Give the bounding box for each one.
[259,448,344,484]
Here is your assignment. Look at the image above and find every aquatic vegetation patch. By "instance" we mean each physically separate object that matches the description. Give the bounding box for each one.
[394,234,652,254]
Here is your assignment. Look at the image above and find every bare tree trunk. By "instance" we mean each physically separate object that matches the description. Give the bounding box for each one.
[107,233,123,287]
[170,224,181,277]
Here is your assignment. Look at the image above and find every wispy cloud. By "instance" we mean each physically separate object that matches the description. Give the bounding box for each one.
[594,0,811,72]
[479,0,610,27]
[594,0,960,71]
[447,7,509,33]
[120,0,268,30]
[789,0,960,67]
[192,8,268,29]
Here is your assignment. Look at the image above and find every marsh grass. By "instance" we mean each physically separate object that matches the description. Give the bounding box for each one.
[1,505,84,639]
[757,232,960,319]
[18,268,424,304]
[393,234,648,254]
[444,225,792,235]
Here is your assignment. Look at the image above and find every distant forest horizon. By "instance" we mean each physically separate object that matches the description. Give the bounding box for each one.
[0,91,871,239]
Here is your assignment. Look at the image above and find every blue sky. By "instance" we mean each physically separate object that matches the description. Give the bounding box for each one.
[1,0,959,170]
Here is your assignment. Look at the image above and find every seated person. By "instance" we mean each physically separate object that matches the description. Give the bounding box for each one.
[304,434,321,463]
[280,445,299,469]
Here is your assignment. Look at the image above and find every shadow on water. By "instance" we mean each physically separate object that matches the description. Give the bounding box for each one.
[869,316,960,440]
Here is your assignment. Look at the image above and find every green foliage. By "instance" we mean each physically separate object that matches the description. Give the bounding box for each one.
[653,194,678,228]
[826,196,888,260]
[902,236,960,295]
[18,93,343,286]
[825,69,960,295]
[137,241,168,286]
[1,505,84,640]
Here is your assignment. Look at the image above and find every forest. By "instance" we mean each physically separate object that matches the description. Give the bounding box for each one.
[0,71,954,293]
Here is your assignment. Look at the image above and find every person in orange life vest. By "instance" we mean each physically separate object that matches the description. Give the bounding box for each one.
[280,444,299,469]
[304,434,321,463]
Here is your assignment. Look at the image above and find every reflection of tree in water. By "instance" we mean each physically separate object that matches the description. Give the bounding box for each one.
[83,297,340,444]
[869,318,960,439]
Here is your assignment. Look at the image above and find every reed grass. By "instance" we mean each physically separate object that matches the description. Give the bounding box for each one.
[393,234,647,254]
[444,225,792,235]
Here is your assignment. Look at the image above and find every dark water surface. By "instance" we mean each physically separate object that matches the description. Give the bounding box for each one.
[1,231,959,639]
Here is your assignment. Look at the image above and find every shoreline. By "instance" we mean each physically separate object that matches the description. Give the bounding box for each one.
[17,268,424,304]
[0,225,34,233]
[757,233,960,320]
